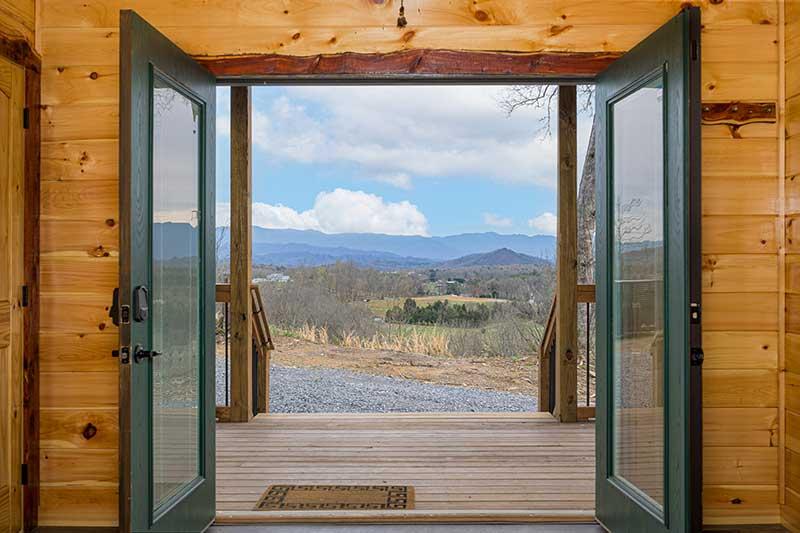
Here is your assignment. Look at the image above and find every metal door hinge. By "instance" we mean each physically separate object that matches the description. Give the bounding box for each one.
[691,347,704,366]
[21,285,28,307]
[21,463,28,485]
[22,108,29,129]
[690,302,701,324]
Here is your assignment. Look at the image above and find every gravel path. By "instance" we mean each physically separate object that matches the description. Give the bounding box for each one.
[215,360,537,413]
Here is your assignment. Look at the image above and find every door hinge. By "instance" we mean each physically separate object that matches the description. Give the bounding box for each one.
[22,107,29,129]
[690,302,701,324]
[21,463,28,485]
[691,347,704,366]
[21,285,28,308]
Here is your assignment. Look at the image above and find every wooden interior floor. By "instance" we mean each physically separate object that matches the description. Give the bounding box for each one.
[215,412,596,524]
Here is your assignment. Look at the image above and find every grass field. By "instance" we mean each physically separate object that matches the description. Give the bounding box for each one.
[366,295,508,318]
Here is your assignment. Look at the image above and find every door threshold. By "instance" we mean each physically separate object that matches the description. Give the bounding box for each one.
[215,509,597,525]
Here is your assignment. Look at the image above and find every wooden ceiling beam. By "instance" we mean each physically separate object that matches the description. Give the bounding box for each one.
[199,49,621,81]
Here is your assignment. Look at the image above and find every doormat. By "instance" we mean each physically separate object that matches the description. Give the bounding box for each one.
[254,485,414,511]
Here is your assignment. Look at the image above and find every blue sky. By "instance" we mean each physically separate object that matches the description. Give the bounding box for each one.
[216,86,592,237]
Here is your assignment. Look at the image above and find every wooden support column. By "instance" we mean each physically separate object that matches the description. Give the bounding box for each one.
[555,85,578,423]
[230,86,253,422]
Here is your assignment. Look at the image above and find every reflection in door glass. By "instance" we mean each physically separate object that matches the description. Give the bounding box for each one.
[611,77,665,509]
[151,77,202,509]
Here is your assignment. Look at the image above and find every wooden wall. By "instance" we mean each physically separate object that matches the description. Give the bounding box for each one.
[784,1,800,531]
[34,0,783,527]
[0,0,35,47]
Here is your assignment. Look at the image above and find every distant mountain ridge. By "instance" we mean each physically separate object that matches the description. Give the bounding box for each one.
[220,227,555,262]
[209,226,556,268]
[436,248,547,269]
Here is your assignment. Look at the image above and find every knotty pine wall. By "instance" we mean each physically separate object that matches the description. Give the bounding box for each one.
[34,0,783,528]
[0,0,35,47]
[784,1,800,530]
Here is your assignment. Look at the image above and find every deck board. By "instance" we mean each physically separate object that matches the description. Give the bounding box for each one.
[216,412,595,523]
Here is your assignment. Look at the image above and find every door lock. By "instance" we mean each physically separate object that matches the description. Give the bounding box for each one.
[134,345,162,363]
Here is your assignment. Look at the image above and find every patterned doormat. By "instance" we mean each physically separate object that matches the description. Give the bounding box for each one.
[254,485,414,511]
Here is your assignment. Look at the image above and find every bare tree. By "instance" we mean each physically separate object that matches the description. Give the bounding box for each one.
[615,198,653,246]
[498,85,596,283]
[215,224,229,282]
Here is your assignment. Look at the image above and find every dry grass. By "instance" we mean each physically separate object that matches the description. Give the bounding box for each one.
[289,324,452,356]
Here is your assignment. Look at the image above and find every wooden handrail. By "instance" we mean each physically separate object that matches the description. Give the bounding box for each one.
[215,283,274,421]
[538,284,595,419]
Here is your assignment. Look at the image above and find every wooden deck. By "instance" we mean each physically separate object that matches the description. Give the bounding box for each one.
[215,412,596,524]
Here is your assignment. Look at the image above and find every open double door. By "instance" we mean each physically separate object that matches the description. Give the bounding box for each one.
[117,9,701,533]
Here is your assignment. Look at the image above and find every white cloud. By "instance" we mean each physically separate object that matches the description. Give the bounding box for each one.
[374,172,413,190]
[216,188,428,236]
[483,212,513,228]
[528,212,557,235]
[225,86,562,188]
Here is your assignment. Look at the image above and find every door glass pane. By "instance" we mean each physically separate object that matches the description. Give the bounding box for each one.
[151,77,202,509]
[610,76,665,509]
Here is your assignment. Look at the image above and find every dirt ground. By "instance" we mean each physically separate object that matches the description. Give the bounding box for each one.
[269,335,539,396]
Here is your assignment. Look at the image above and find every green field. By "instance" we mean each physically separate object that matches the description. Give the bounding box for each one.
[366,295,508,318]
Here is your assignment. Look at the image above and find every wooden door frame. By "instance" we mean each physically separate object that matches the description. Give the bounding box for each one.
[0,34,40,533]
[209,46,704,526]
[118,7,719,529]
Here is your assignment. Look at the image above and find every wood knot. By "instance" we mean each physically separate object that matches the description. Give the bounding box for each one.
[89,71,99,80]
[473,9,488,22]
[565,349,574,361]
[98,322,106,331]
[709,0,724,4]
[90,245,110,257]
[105,218,116,227]
[328,36,337,44]
[730,497,742,504]
[56,66,65,73]
[292,32,301,40]
[82,423,98,440]
[549,25,572,37]
[401,30,416,43]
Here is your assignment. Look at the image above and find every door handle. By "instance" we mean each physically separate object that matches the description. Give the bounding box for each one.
[134,345,162,363]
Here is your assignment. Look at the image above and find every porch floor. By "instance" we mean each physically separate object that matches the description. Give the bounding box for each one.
[215,412,595,524]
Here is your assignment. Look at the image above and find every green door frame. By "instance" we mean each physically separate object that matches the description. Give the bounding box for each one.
[595,7,702,533]
[119,10,216,533]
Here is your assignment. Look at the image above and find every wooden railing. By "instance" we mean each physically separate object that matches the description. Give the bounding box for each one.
[215,283,274,422]
[538,284,596,421]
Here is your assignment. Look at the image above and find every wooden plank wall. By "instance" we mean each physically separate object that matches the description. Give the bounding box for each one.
[34,0,782,527]
[0,0,35,47]
[784,1,800,531]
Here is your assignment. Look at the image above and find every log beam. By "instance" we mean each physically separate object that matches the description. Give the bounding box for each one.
[555,85,578,423]
[229,86,253,423]
[199,49,620,80]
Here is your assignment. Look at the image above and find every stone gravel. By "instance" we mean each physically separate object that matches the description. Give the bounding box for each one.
[215,359,537,413]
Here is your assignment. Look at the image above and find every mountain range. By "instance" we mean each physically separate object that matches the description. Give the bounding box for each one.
[216,227,555,268]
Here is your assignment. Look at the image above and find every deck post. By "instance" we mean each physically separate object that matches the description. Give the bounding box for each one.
[555,85,578,423]
[230,86,254,422]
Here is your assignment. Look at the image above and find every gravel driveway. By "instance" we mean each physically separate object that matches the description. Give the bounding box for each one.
[215,360,537,413]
